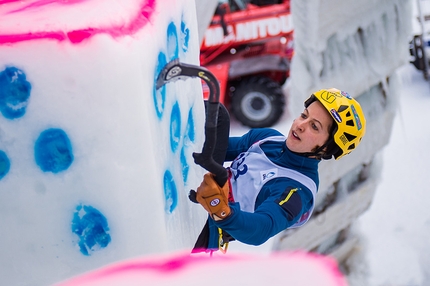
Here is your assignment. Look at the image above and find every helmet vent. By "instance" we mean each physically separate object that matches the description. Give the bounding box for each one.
[338,105,348,112]
[344,133,357,142]
[346,111,351,117]
[348,143,356,150]
[346,120,355,127]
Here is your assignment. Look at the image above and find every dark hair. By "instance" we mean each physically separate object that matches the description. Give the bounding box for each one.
[320,122,341,160]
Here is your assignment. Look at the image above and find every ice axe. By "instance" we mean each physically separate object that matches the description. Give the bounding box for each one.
[156,59,228,202]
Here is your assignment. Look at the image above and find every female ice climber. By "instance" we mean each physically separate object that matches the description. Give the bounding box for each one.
[192,88,366,253]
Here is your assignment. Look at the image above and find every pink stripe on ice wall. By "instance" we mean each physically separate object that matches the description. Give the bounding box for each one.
[0,0,156,44]
[56,251,348,286]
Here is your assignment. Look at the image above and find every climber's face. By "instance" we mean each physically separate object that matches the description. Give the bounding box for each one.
[286,100,332,155]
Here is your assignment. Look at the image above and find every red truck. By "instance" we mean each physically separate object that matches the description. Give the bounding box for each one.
[200,0,293,127]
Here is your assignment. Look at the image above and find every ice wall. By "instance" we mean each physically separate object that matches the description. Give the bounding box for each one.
[412,0,430,35]
[274,0,412,268]
[0,0,208,285]
[195,0,219,44]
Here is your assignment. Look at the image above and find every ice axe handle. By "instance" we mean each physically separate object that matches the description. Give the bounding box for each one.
[189,103,228,203]
[189,126,228,203]
[194,101,228,186]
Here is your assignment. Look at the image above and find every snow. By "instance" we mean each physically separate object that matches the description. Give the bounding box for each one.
[354,63,430,286]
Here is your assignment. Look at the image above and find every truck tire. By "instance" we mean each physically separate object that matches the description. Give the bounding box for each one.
[231,77,285,128]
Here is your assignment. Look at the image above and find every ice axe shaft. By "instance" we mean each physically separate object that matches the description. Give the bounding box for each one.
[156,59,228,189]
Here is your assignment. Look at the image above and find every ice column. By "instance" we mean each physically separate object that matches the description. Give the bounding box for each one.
[0,0,207,285]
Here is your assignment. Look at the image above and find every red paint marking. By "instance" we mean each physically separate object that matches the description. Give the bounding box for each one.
[0,0,156,45]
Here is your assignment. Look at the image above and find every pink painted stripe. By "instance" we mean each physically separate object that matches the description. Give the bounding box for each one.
[55,251,347,286]
[0,0,20,4]
[0,0,156,45]
[7,0,88,14]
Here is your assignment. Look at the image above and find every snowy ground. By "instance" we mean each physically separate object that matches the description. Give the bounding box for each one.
[353,63,430,286]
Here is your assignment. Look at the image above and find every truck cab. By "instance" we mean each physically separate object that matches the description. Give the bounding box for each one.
[200,0,293,127]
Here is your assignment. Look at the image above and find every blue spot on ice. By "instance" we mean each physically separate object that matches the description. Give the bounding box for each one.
[0,67,31,120]
[163,170,178,213]
[180,20,190,53]
[72,204,111,256]
[186,108,195,143]
[153,51,167,119]
[0,150,10,180]
[170,102,181,153]
[34,128,74,173]
[167,22,179,60]
[180,147,189,183]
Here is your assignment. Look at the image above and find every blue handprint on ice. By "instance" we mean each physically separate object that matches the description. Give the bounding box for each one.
[72,204,111,256]
[34,128,74,173]
[153,51,168,119]
[0,67,31,120]
[167,22,179,60]
[0,151,10,180]
[170,102,181,153]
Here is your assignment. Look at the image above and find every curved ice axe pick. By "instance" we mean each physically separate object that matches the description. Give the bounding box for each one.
[156,59,228,202]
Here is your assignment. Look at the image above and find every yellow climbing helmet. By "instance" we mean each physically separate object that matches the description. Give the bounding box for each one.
[305,88,366,160]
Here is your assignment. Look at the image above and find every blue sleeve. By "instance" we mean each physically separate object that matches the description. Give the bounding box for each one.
[214,182,314,246]
[225,128,282,161]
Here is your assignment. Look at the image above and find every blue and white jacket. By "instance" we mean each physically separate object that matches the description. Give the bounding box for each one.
[207,128,320,249]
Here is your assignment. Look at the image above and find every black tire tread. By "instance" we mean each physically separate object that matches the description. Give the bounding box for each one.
[231,77,285,128]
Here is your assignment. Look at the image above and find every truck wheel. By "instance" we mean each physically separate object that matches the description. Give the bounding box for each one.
[231,77,285,128]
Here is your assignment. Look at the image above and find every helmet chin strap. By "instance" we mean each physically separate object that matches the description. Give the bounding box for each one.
[296,144,328,160]
[298,117,338,160]
[294,138,334,160]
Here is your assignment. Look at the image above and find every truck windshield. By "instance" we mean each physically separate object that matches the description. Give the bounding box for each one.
[219,0,247,12]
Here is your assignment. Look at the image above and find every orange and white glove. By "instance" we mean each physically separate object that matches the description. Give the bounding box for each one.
[196,173,231,221]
